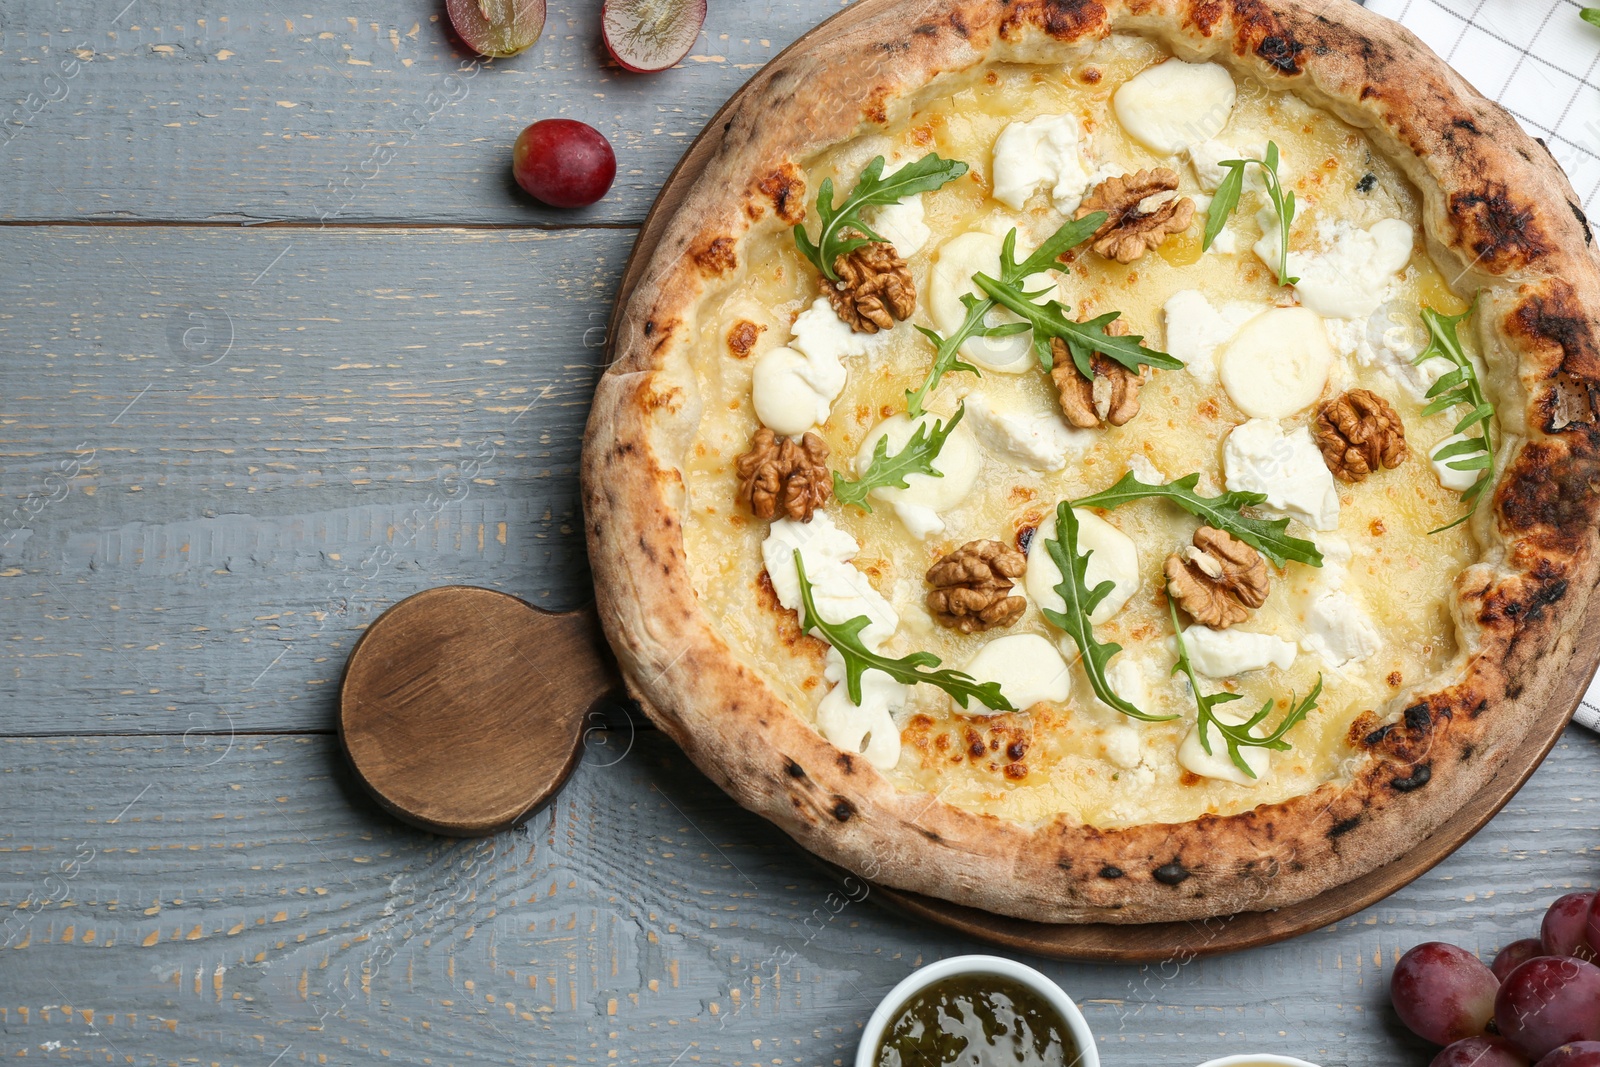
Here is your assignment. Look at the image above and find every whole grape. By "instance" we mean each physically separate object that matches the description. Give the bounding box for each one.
[1543,893,1598,961]
[1392,942,1499,1045]
[1587,893,1600,959]
[511,120,616,209]
[1430,1037,1529,1067]
[1538,1044,1600,1067]
[1495,957,1600,1060]
[1495,939,1546,981]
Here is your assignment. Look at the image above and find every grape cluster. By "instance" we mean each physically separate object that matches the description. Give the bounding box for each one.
[1391,890,1600,1065]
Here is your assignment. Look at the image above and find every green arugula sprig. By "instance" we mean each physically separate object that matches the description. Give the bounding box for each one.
[972,230,1185,380]
[1416,303,1495,533]
[1202,141,1299,287]
[793,550,1011,711]
[905,213,1106,415]
[793,153,969,283]
[1041,502,1175,723]
[1167,595,1322,780]
[1583,8,1600,27]
[1071,472,1323,569]
[833,405,963,512]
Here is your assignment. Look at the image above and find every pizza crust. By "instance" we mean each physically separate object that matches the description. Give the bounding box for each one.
[583,0,1600,923]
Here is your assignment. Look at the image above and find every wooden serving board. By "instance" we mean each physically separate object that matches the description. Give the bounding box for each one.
[600,0,1590,963]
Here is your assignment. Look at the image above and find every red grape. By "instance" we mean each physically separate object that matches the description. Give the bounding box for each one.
[1431,1037,1530,1067]
[447,0,546,58]
[1538,1044,1600,1067]
[602,0,707,73]
[1496,939,1548,981]
[512,120,616,209]
[1495,957,1600,1060]
[1392,942,1499,1045]
[1543,893,1598,961]
[1587,893,1600,958]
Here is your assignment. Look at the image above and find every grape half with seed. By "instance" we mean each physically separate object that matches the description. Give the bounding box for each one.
[602,0,707,73]
[447,0,546,58]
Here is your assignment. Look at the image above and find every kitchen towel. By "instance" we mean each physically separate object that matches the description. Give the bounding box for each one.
[1364,0,1600,729]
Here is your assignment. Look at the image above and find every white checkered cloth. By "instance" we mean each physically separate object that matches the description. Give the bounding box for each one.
[1365,0,1600,730]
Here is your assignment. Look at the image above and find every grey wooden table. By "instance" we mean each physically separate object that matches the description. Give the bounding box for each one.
[2,2,1595,1064]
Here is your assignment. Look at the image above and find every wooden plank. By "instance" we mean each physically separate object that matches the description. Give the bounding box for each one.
[1,728,1595,1064]
[0,0,825,225]
[0,225,626,737]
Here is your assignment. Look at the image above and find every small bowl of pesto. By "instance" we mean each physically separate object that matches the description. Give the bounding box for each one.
[859,954,1097,1067]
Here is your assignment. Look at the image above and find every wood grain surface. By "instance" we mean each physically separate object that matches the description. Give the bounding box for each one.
[5,0,1597,1064]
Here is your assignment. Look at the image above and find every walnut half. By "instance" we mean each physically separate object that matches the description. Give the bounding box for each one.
[1314,389,1408,483]
[1051,319,1147,428]
[1075,168,1196,264]
[735,428,831,522]
[926,540,1027,634]
[1165,527,1269,629]
[828,240,915,334]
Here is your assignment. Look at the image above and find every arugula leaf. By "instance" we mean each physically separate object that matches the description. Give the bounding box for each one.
[1200,140,1299,287]
[1167,595,1321,779]
[905,214,1108,415]
[1415,302,1495,533]
[1071,472,1323,569]
[1040,501,1176,723]
[793,153,968,282]
[974,268,1184,379]
[793,549,1011,711]
[1583,8,1600,27]
[833,405,964,512]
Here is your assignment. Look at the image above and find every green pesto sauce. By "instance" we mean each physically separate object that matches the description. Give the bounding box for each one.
[874,973,1079,1067]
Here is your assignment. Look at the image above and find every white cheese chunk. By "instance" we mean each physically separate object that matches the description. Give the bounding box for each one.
[1092,655,1153,721]
[751,347,836,436]
[964,391,1090,471]
[761,514,898,648]
[1125,454,1166,486]
[1178,706,1272,785]
[961,633,1072,712]
[1431,432,1490,492]
[1113,60,1237,156]
[1262,218,1415,321]
[1301,590,1381,667]
[790,295,887,363]
[1223,419,1341,532]
[1218,307,1333,419]
[1188,139,1267,193]
[752,296,887,434]
[929,231,1054,373]
[816,649,905,771]
[856,412,980,540]
[865,159,931,258]
[1102,723,1143,770]
[1179,626,1297,678]
[1162,289,1264,384]
[1026,508,1140,626]
[991,113,1097,214]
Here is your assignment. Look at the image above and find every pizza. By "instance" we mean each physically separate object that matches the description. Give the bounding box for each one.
[582,0,1600,924]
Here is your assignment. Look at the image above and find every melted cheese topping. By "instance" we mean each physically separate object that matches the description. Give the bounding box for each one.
[677,37,1483,829]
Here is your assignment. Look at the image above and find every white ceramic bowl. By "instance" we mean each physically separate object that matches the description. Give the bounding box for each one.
[855,954,1098,1067]
[1195,1056,1323,1067]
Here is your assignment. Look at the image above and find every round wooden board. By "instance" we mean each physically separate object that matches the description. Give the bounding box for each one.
[602,0,1593,962]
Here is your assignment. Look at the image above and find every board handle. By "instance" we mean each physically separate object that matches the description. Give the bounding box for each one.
[339,586,620,837]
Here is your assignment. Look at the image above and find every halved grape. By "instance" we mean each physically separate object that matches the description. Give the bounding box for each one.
[1543,893,1598,961]
[1538,1044,1600,1067]
[1495,939,1546,981]
[1392,942,1499,1045]
[447,0,546,58]
[602,0,707,73]
[1430,1037,1530,1067]
[512,119,616,209]
[1495,957,1600,1061]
